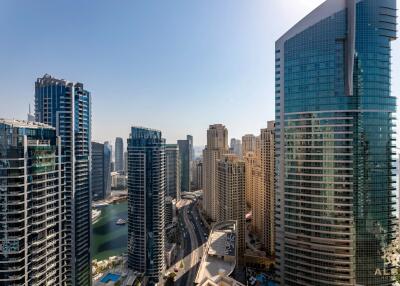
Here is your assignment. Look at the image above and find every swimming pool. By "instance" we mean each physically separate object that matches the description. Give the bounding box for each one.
[100,273,121,283]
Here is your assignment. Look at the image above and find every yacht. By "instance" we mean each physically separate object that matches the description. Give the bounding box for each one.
[116,218,127,225]
[92,209,102,224]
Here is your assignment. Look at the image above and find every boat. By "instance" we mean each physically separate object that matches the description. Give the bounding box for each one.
[92,201,109,208]
[116,218,127,225]
[92,209,102,224]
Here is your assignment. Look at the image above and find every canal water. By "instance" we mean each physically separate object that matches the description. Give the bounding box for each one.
[92,201,128,260]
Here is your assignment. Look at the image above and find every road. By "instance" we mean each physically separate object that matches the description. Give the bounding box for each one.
[165,198,210,285]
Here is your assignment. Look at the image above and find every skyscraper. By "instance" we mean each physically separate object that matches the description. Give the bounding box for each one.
[127,127,165,284]
[115,137,124,172]
[191,158,203,191]
[27,104,35,122]
[0,119,65,285]
[165,144,180,200]
[253,121,275,256]
[177,136,191,193]
[216,154,246,258]
[241,134,256,157]
[275,1,397,285]
[35,74,92,285]
[230,138,242,157]
[243,152,257,207]
[91,142,112,201]
[203,124,228,221]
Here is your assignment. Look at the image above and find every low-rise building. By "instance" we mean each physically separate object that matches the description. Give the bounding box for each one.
[195,221,238,285]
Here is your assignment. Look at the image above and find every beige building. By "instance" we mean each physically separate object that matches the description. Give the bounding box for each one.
[241,134,256,157]
[216,154,246,258]
[243,152,257,207]
[203,124,228,221]
[252,121,275,256]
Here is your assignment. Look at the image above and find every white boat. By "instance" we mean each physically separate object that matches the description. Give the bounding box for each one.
[93,202,109,208]
[116,218,127,225]
[92,209,102,224]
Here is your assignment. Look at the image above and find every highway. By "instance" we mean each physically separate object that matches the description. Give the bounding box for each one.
[165,198,210,285]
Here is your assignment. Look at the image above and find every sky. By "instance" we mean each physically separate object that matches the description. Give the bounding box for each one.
[0,0,399,147]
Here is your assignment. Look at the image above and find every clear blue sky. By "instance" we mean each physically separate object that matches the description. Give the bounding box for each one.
[0,0,399,146]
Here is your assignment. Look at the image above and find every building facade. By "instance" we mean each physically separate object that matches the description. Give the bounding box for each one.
[191,159,203,191]
[203,124,228,221]
[91,142,112,201]
[230,138,242,157]
[177,136,191,193]
[35,74,92,285]
[165,144,180,200]
[216,154,246,258]
[165,196,176,227]
[127,127,165,284]
[275,1,397,285]
[115,137,124,172]
[243,152,257,208]
[241,134,256,157]
[256,121,275,256]
[0,119,65,285]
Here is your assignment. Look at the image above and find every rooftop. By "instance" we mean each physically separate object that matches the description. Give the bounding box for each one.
[195,221,238,285]
[0,118,54,130]
[199,272,245,286]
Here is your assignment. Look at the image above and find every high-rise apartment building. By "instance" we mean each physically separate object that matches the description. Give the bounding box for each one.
[230,138,242,157]
[35,74,92,285]
[91,142,112,201]
[191,159,203,191]
[177,136,192,193]
[165,196,175,227]
[241,134,256,157]
[252,121,275,256]
[275,1,397,285]
[187,134,194,162]
[165,144,180,200]
[243,152,257,208]
[127,127,165,284]
[203,124,228,221]
[216,154,246,258]
[0,119,65,285]
[115,137,124,172]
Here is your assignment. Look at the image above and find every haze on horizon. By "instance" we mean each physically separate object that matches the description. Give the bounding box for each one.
[0,0,399,146]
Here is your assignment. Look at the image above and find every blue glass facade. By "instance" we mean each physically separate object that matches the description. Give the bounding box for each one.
[275,0,396,285]
[127,127,165,284]
[35,74,92,286]
[115,137,124,172]
[91,142,111,201]
[178,136,192,193]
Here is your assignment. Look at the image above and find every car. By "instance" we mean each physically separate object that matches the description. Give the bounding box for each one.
[174,267,179,272]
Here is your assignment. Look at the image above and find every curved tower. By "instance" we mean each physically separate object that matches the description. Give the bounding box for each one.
[275,0,397,285]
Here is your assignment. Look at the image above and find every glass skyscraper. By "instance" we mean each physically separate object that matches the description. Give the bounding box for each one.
[165,144,180,200]
[0,119,65,285]
[127,127,165,284]
[115,137,124,172]
[275,0,397,285]
[35,74,92,285]
[91,142,112,201]
[177,135,192,193]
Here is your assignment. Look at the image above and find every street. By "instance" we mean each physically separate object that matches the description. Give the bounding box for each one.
[165,198,210,285]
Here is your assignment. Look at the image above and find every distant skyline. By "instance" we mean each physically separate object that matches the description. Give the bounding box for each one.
[1,0,399,146]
